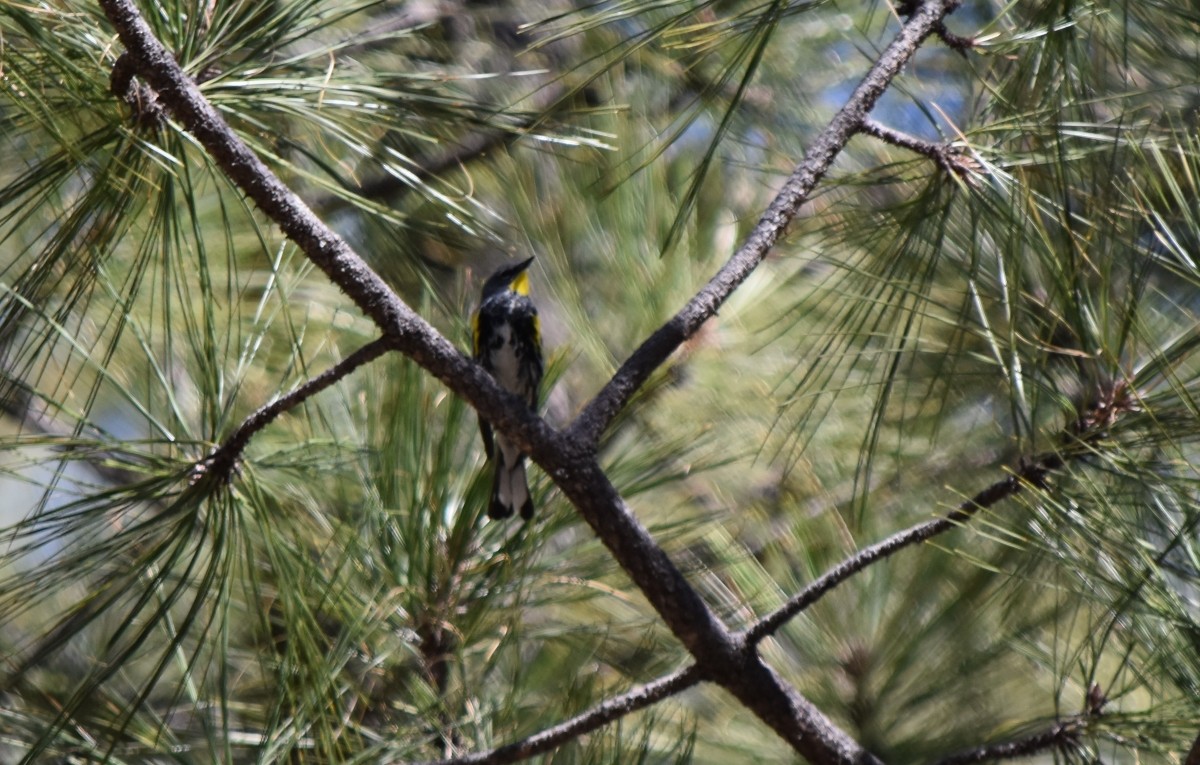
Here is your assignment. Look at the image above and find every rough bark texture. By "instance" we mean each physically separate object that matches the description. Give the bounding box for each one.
[570,0,963,445]
[96,0,965,762]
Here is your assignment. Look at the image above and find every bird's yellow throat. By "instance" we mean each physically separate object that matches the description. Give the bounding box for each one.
[511,270,530,295]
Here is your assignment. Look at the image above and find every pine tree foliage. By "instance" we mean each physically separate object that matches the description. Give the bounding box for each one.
[0,0,1198,763]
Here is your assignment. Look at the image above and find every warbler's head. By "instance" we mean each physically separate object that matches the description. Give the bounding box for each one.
[480,256,534,300]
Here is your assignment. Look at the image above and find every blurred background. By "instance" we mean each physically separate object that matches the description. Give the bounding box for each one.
[0,1,1198,762]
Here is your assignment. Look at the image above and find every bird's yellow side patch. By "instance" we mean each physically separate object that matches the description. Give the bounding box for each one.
[471,312,481,356]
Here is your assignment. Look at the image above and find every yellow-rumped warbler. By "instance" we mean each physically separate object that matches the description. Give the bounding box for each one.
[472,257,544,520]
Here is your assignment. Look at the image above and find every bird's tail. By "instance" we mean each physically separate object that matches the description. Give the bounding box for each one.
[490,450,533,521]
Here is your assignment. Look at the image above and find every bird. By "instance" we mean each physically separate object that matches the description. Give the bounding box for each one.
[472,257,544,520]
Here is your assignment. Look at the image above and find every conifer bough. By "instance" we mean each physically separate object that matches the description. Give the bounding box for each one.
[96,0,964,762]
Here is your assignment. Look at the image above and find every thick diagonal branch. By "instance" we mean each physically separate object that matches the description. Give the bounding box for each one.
[96,0,557,462]
[97,0,959,762]
[569,0,964,447]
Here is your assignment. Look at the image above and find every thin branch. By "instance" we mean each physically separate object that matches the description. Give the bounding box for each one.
[931,719,1082,765]
[742,451,1062,647]
[95,0,560,472]
[568,0,965,448]
[97,1,958,762]
[359,129,513,200]
[196,336,395,483]
[532,458,882,765]
[744,378,1139,646]
[411,665,703,765]
[933,20,975,54]
[896,0,975,53]
[858,117,980,181]
[109,51,165,128]
[0,386,142,487]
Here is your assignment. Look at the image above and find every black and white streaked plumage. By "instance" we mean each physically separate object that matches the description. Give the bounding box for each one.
[472,257,543,520]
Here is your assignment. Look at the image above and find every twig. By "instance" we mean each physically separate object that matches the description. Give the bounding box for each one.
[409,665,702,765]
[96,0,560,475]
[97,1,961,762]
[858,117,979,180]
[109,51,165,128]
[357,129,513,201]
[195,336,395,484]
[931,719,1081,765]
[0,386,141,487]
[896,0,975,53]
[933,20,975,54]
[743,379,1138,645]
[310,84,568,215]
[568,0,965,448]
[742,451,1062,646]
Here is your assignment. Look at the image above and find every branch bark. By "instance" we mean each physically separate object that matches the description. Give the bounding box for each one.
[743,451,1063,646]
[568,0,964,447]
[200,336,394,482]
[96,0,964,762]
[931,719,1081,765]
[858,118,979,180]
[413,665,703,765]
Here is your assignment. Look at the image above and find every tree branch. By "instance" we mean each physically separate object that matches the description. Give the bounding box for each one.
[196,335,395,483]
[357,129,513,201]
[896,0,975,53]
[742,451,1061,646]
[413,665,702,765]
[96,1,959,762]
[95,0,560,474]
[0,386,141,487]
[858,117,979,181]
[529,456,881,765]
[109,51,165,128]
[743,377,1140,645]
[931,719,1081,765]
[568,0,964,448]
[932,20,975,54]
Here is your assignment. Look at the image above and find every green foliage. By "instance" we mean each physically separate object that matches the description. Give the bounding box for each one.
[1,0,1199,763]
